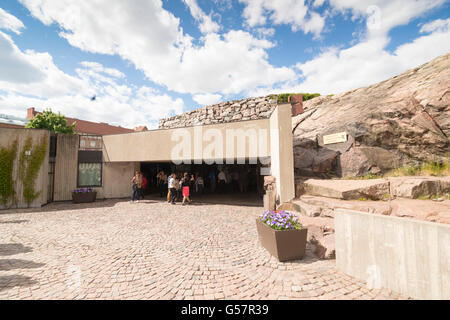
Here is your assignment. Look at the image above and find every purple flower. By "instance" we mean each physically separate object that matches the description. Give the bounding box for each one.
[259,210,302,231]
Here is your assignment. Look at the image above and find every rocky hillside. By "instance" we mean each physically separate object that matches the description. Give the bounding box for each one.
[293,53,450,178]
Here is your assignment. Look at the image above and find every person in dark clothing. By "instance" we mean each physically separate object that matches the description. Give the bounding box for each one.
[157,171,168,197]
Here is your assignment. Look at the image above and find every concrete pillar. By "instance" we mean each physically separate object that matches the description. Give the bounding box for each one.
[269,104,295,204]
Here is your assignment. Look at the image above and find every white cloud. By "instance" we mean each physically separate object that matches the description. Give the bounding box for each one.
[0,31,45,84]
[183,0,221,34]
[19,0,294,97]
[239,0,326,37]
[291,20,450,95]
[420,17,450,33]
[193,93,223,106]
[0,8,25,34]
[327,0,446,37]
[0,30,184,128]
[0,30,84,97]
[166,30,296,94]
[79,61,125,79]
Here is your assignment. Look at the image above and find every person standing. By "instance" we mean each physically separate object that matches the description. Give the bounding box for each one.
[209,170,216,193]
[140,175,147,200]
[157,171,167,198]
[218,169,227,193]
[195,175,204,195]
[174,174,181,202]
[181,172,192,205]
[189,174,195,194]
[231,170,239,193]
[225,169,232,193]
[131,171,142,203]
[168,173,177,205]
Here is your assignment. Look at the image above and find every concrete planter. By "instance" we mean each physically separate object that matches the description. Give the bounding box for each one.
[256,219,308,262]
[72,192,97,204]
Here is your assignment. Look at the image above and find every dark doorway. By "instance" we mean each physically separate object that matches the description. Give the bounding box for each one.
[140,161,264,205]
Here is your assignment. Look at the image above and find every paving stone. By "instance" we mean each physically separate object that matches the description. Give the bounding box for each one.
[0,199,407,300]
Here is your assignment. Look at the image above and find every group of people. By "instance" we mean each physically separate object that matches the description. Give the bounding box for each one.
[215,168,250,194]
[130,171,148,203]
[132,167,253,204]
[158,171,205,205]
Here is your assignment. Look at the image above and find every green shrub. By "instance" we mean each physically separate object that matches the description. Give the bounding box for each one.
[272,93,321,104]
[0,140,18,206]
[18,137,48,207]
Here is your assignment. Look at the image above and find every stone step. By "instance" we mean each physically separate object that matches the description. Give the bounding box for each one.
[299,195,392,216]
[388,176,450,199]
[303,178,390,200]
[298,176,450,200]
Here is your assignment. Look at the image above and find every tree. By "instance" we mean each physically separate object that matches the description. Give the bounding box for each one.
[25,109,76,134]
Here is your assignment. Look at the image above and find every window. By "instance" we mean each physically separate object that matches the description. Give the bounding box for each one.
[77,150,102,187]
[79,135,102,150]
[78,163,102,187]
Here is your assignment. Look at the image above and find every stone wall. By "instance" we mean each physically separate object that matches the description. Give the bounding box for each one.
[158,96,278,129]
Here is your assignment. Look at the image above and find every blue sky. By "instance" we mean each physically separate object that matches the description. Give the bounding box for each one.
[0,0,449,129]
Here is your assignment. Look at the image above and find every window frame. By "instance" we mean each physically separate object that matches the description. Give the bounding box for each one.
[77,162,103,188]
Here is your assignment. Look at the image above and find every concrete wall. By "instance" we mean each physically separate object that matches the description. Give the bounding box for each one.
[270,104,295,204]
[53,134,79,201]
[52,134,138,201]
[335,208,450,300]
[0,128,49,209]
[103,162,139,199]
[103,118,271,163]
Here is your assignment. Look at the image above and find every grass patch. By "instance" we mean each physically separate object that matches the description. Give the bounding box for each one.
[417,194,450,200]
[343,173,382,180]
[342,159,449,180]
[389,160,449,177]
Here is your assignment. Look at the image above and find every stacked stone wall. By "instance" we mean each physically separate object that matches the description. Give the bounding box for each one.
[158,96,278,129]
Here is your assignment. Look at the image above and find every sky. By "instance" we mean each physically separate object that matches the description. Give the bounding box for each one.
[0,0,449,129]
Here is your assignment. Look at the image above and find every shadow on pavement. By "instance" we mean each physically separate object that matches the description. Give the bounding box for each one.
[0,220,29,224]
[0,199,129,215]
[0,243,33,256]
[0,275,38,292]
[0,259,46,271]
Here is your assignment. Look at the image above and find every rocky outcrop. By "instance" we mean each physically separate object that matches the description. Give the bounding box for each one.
[389,176,450,199]
[280,175,450,260]
[293,53,450,178]
[159,96,277,129]
[303,178,390,200]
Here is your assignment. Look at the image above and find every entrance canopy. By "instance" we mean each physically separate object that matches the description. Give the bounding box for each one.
[102,104,295,204]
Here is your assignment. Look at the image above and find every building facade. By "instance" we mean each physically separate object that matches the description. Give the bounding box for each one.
[1,100,299,209]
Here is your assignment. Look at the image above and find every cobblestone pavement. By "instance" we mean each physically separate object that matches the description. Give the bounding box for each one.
[0,199,407,300]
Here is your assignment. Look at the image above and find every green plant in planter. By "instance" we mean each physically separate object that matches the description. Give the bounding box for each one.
[18,137,48,207]
[0,140,18,206]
